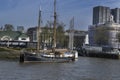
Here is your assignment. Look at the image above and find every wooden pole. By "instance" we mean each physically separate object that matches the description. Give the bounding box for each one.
[37,8,41,52]
[52,0,57,53]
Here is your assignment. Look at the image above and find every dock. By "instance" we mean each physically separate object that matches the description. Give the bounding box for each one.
[86,52,120,59]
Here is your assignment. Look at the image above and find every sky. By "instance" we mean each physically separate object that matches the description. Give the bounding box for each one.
[0,0,120,31]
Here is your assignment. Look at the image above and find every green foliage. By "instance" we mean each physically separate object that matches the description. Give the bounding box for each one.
[43,21,66,47]
[94,26,109,46]
[4,24,14,31]
[56,23,65,46]
[0,48,9,51]
[0,47,20,60]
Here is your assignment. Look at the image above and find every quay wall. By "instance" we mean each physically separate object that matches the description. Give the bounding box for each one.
[86,52,120,59]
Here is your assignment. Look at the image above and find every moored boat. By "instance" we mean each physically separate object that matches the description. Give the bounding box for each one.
[20,50,78,63]
[19,0,78,63]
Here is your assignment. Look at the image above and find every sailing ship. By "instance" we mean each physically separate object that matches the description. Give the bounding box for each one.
[19,0,78,63]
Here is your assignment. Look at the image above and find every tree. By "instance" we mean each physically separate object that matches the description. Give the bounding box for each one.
[56,22,66,47]
[94,26,109,46]
[4,24,14,31]
[43,21,66,48]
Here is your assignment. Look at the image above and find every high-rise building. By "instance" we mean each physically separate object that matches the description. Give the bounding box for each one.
[89,6,120,48]
[111,8,120,24]
[17,26,24,33]
[93,6,120,25]
[93,6,111,25]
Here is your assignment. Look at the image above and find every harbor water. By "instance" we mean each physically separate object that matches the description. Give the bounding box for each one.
[0,57,120,80]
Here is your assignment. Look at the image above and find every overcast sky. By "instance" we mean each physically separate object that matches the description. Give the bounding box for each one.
[0,0,120,31]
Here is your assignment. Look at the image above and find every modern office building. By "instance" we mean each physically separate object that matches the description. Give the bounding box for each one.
[93,6,111,25]
[93,6,120,25]
[89,6,120,49]
[27,27,37,42]
[111,8,120,24]
[17,26,24,33]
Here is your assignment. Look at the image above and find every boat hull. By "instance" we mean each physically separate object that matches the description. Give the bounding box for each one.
[19,52,75,63]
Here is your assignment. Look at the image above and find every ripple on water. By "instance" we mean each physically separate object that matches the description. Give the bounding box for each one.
[0,57,120,80]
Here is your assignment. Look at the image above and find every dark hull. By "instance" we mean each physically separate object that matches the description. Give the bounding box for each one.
[19,52,75,63]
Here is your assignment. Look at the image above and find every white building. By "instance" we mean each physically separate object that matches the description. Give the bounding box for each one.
[89,22,120,49]
[0,31,30,42]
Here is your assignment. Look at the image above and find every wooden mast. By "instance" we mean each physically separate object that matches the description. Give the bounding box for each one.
[52,0,57,53]
[37,8,41,52]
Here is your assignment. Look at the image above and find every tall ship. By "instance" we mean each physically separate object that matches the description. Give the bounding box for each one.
[19,0,78,63]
